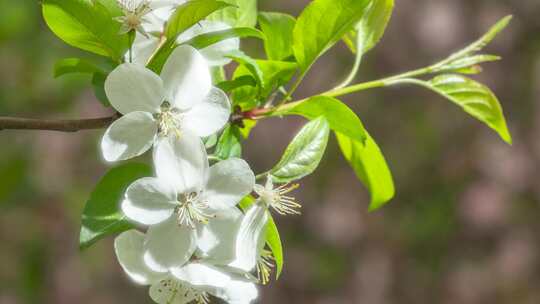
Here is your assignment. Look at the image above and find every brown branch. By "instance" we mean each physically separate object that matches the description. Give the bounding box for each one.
[0,114,119,132]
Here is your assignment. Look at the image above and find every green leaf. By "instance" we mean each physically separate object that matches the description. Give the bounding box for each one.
[266,214,283,279]
[258,12,296,61]
[226,50,265,90]
[181,27,265,50]
[271,117,330,183]
[404,75,512,144]
[446,15,512,62]
[214,124,243,159]
[54,58,105,78]
[165,0,232,40]
[208,0,258,27]
[216,75,257,92]
[336,131,395,211]
[276,96,367,143]
[79,163,152,250]
[433,54,501,74]
[293,0,371,72]
[276,96,390,209]
[232,60,298,110]
[91,72,110,107]
[344,0,394,54]
[42,0,129,60]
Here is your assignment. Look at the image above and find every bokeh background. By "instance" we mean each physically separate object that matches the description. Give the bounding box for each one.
[1,0,540,303]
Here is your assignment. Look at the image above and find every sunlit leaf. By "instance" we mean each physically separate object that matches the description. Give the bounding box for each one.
[166,0,232,39]
[258,12,296,61]
[214,124,243,159]
[181,27,265,49]
[42,0,129,60]
[208,0,258,27]
[336,131,395,211]
[266,214,283,279]
[401,74,512,144]
[293,0,371,72]
[276,96,367,143]
[271,117,330,183]
[232,60,297,110]
[79,163,151,250]
[344,0,394,55]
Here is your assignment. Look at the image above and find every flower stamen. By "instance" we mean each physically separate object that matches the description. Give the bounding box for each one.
[256,249,275,285]
[115,0,153,37]
[156,102,183,138]
[255,178,302,216]
[175,192,213,229]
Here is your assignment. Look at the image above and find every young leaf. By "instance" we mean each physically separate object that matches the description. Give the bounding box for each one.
[79,163,152,250]
[42,0,129,60]
[208,0,258,27]
[398,75,512,144]
[432,54,501,74]
[54,58,105,78]
[214,124,243,159]
[226,51,265,90]
[232,60,298,109]
[276,96,367,143]
[266,214,284,279]
[258,12,296,61]
[271,117,330,183]
[336,131,395,211]
[181,27,265,50]
[344,0,394,55]
[216,75,257,92]
[166,0,232,40]
[446,15,512,63]
[293,0,371,72]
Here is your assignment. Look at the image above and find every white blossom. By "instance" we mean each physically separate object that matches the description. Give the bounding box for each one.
[121,136,255,271]
[254,176,302,215]
[101,45,230,162]
[115,230,259,304]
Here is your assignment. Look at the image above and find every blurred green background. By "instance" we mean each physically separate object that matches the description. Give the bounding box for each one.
[1,0,540,303]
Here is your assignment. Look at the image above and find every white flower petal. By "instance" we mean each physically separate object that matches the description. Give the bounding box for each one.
[196,208,243,265]
[149,0,183,21]
[114,230,163,285]
[105,63,164,114]
[101,111,158,162]
[129,34,160,65]
[144,217,197,273]
[229,203,268,272]
[122,177,176,226]
[177,20,240,67]
[171,263,231,288]
[217,280,259,304]
[153,133,208,193]
[204,158,255,211]
[160,45,211,110]
[149,276,195,304]
[182,88,231,138]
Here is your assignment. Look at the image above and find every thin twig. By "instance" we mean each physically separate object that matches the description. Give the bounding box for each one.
[0,114,119,132]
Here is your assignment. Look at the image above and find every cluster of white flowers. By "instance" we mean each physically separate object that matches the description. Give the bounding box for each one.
[103,1,301,303]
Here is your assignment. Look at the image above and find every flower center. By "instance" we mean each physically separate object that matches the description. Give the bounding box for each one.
[156,102,183,138]
[115,0,153,35]
[174,191,212,229]
[155,279,210,304]
[256,249,275,285]
[259,183,302,215]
